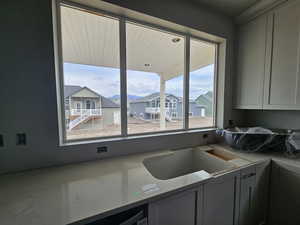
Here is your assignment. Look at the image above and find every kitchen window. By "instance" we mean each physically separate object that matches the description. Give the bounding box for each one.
[54,2,218,143]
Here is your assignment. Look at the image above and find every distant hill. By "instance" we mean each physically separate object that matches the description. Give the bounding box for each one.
[195,91,213,117]
[110,95,141,104]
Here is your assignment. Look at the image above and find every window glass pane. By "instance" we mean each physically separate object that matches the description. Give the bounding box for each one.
[126,22,184,134]
[60,6,121,140]
[189,39,215,128]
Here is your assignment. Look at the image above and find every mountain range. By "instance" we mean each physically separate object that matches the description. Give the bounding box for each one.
[110,95,141,104]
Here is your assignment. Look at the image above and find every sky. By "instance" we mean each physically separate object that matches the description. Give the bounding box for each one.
[64,63,214,100]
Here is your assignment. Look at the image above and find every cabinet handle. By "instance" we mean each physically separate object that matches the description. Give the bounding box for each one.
[241,172,256,179]
[248,186,252,211]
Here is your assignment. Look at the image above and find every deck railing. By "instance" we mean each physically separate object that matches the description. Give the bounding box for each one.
[145,107,173,114]
[70,108,102,116]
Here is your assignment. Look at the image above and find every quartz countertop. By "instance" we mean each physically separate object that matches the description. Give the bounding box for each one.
[1,144,298,225]
[0,148,213,225]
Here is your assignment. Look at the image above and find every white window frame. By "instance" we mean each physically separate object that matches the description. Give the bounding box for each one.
[53,0,219,144]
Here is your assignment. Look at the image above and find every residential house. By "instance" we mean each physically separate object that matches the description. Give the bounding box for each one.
[64,85,120,130]
[129,93,207,121]
[196,91,213,117]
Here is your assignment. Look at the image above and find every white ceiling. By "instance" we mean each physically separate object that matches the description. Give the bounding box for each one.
[192,0,260,16]
[61,6,215,81]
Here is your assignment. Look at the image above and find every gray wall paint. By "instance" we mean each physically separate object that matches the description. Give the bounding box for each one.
[0,0,235,174]
[241,110,300,129]
[189,102,202,117]
[129,102,147,118]
[102,0,234,38]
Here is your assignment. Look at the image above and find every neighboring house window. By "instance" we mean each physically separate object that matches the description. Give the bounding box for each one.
[86,100,91,109]
[56,2,217,143]
[91,101,96,109]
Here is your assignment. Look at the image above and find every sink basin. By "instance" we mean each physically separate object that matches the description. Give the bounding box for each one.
[143,147,237,180]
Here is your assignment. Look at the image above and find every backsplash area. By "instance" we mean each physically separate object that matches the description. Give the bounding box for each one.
[241,110,300,130]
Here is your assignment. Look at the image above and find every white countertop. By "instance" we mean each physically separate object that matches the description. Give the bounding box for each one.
[2,144,295,225]
[0,147,215,225]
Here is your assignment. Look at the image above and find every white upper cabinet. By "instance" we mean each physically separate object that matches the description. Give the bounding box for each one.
[235,0,300,110]
[235,15,268,109]
[264,0,300,109]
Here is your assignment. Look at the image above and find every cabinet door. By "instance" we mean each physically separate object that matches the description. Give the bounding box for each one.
[235,15,267,109]
[252,161,270,225]
[239,166,256,225]
[264,0,300,109]
[201,171,240,225]
[269,161,300,225]
[148,188,199,225]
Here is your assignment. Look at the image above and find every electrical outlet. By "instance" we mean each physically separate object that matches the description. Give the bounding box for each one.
[0,134,4,147]
[203,133,209,139]
[16,133,27,146]
[97,146,108,153]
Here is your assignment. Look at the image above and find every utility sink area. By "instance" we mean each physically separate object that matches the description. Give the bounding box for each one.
[143,146,240,180]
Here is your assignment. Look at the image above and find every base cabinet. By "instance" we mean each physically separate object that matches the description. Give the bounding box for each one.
[201,163,269,225]
[201,171,240,225]
[148,162,270,225]
[239,166,257,225]
[269,161,300,225]
[148,188,201,225]
[252,160,270,225]
[239,161,270,225]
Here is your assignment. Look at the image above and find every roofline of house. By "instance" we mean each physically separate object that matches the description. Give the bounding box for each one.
[66,86,101,98]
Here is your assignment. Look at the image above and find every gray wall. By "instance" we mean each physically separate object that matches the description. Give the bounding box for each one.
[240,110,300,130]
[189,102,202,117]
[129,102,147,118]
[0,0,236,174]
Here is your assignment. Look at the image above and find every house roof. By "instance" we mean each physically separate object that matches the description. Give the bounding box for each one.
[130,92,181,103]
[64,85,82,98]
[100,96,120,108]
[195,91,213,109]
[64,85,119,108]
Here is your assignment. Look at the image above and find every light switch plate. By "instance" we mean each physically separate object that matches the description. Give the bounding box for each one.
[16,133,27,146]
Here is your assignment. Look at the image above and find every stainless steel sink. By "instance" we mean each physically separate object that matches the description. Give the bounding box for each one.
[143,147,238,180]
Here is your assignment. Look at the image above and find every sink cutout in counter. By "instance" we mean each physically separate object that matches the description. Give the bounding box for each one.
[143,148,236,180]
[206,149,237,161]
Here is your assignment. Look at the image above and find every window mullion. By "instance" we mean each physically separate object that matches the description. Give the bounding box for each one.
[183,35,190,130]
[119,18,128,136]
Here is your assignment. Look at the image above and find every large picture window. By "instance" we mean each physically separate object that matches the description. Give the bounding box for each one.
[126,22,184,134]
[56,3,217,142]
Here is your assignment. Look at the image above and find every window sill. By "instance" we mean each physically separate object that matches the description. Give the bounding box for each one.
[60,127,217,147]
